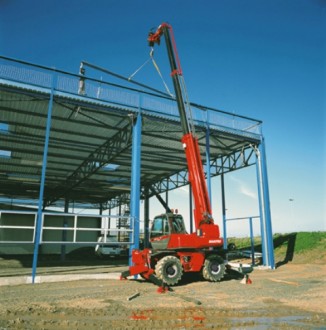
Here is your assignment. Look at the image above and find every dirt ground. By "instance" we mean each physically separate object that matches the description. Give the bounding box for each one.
[0,256,325,330]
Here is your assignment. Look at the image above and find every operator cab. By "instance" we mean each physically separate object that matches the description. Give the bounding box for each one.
[150,212,187,250]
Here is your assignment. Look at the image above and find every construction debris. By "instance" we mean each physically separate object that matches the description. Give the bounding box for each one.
[127,291,140,301]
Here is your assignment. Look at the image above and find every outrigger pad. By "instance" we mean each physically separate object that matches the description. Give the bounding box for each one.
[120,270,130,279]
[120,271,174,293]
[240,274,252,284]
[148,274,164,287]
[157,285,171,294]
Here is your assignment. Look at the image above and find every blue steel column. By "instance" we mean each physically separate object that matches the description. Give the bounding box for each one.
[221,173,227,249]
[144,187,150,248]
[189,184,193,233]
[32,72,56,283]
[256,147,267,267]
[205,111,212,202]
[165,179,169,209]
[256,138,275,269]
[129,103,142,266]
[60,199,69,262]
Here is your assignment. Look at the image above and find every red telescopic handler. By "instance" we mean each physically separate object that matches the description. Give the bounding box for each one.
[121,23,251,290]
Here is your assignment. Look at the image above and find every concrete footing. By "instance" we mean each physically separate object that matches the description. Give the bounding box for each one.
[0,273,121,286]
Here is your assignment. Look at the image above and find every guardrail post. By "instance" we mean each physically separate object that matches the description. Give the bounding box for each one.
[249,217,255,265]
[32,71,56,283]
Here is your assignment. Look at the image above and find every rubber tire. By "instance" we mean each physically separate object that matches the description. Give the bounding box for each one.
[202,255,226,282]
[155,255,183,286]
[228,243,236,251]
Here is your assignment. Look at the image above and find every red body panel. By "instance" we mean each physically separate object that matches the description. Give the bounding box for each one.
[178,252,205,272]
[128,247,222,277]
[128,249,155,279]
[167,231,222,249]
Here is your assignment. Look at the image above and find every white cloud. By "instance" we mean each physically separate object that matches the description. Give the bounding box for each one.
[230,175,257,200]
[178,186,189,194]
[240,185,257,200]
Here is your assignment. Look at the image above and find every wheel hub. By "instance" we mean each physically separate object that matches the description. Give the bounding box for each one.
[211,263,220,274]
[167,264,176,276]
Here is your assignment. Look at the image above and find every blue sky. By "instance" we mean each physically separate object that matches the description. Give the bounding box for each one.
[1,0,325,236]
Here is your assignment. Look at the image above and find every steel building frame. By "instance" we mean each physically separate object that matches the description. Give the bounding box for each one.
[0,56,274,282]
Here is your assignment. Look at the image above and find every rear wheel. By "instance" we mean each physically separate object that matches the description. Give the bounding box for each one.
[202,255,226,282]
[155,255,183,286]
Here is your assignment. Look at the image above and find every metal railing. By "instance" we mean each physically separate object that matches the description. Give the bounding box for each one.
[0,210,134,245]
[0,55,262,138]
[223,215,260,265]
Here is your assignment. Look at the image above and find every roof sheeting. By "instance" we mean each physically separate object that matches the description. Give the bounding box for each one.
[0,56,262,209]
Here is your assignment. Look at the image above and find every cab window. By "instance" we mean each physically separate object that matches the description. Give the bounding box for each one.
[170,215,187,234]
[151,216,169,238]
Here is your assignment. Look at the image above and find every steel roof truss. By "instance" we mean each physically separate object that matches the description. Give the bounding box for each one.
[45,121,132,206]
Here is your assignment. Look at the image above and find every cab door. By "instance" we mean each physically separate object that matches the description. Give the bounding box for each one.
[150,214,170,250]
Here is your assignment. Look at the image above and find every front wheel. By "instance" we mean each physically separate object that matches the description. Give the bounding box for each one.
[202,255,226,282]
[155,255,183,286]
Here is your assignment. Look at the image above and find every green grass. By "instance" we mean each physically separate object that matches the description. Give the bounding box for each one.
[229,231,326,254]
[289,232,326,253]
[228,236,261,250]
[228,232,326,264]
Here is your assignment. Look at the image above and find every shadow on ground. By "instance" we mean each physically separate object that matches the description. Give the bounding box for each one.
[273,233,297,267]
[233,232,297,269]
[0,233,298,277]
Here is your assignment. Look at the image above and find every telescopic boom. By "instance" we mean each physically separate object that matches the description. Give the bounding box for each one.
[148,23,215,229]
